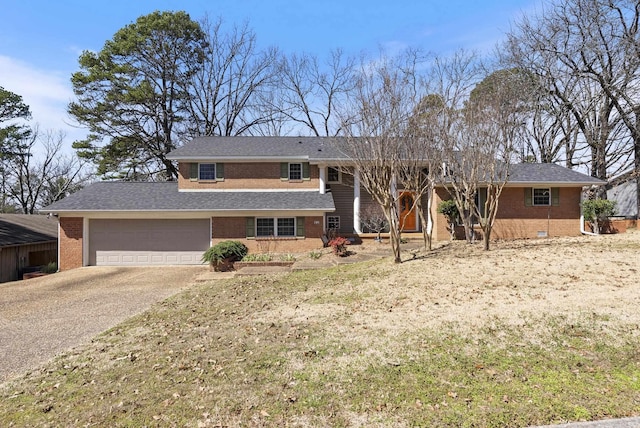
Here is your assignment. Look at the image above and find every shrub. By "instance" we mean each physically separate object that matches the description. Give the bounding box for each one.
[41,262,57,274]
[202,241,248,264]
[328,236,350,257]
[582,199,617,234]
[437,200,460,240]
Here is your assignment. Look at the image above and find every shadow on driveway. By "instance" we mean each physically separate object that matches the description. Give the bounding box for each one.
[0,266,205,383]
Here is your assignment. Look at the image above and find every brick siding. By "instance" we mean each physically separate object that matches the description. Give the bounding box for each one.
[210,216,325,253]
[431,186,585,241]
[178,162,320,190]
[59,217,83,270]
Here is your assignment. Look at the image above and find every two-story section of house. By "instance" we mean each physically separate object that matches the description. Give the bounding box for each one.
[45,136,603,270]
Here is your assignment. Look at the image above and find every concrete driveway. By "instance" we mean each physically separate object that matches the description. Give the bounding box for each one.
[0,266,205,383]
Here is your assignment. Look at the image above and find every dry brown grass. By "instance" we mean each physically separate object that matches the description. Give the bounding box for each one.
[1,231,639,427]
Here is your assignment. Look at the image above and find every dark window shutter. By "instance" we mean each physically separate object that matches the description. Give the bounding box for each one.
[478,188,487,218]
[551,188,560,206]
[245,217,255,238]
[280,163,288,180]
[296,217,305,237]
[524,188,532,206]
[302,162,310,180]
[216,163,224,180]
[190,163,198,181]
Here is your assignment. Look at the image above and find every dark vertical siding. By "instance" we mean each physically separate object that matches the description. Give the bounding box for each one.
[0,242,57,283]
[328,184,355,234]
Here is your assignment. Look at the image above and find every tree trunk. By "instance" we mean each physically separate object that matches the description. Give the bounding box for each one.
[483,226,491,251]
[417,197,432,251]
[635,126,640,221]
[383,203,402,263]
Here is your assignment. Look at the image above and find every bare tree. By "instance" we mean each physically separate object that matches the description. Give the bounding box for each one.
[505,0,637,200]
[275,49,356,136]
[336,50,423,263]
[7,128,90,214]
[359,204,388,241]
[186,17,280,138]
[465,94,524,250]
[402,99,443,251]
[422,50,485,243]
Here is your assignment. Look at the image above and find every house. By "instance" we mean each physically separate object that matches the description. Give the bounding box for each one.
[0,214,58,283]
[607,170,638,222]
[44,136,603,270]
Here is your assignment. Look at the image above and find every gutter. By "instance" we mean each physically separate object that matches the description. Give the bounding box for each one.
[579,191,598,236]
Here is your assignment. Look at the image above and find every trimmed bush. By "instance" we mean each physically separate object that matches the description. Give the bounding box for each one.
[437,200,460,240]
[202,241,248,267]
[582,199,617,234]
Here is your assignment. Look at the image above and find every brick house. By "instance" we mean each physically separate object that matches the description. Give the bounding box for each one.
[45,136,603,270]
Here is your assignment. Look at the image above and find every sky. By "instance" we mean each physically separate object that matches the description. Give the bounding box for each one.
[0,0,539,148]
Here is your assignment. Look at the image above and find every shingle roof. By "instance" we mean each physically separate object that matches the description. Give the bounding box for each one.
[44,182,335,212]
[0,214,58,248]
[508,163,604,185]
[169,138,606,186]
[167,136,347,162]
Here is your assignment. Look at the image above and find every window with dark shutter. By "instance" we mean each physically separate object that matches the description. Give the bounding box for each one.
[245,217,255,238]
[296,217,305,237]
[216,163,224,180]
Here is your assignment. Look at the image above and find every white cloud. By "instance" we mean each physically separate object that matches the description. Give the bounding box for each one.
[0,55,88,143]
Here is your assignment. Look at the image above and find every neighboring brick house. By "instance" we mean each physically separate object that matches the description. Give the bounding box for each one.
[45,136,603,270]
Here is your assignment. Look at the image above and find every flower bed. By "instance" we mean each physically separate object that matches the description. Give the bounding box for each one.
[233,261,295,270]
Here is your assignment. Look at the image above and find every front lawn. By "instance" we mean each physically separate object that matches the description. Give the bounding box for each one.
[1,232,639,427]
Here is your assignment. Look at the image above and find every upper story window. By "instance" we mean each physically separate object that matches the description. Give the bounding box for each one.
[189,162,223,181]
[327,167,341,183]
[289,163,302,180]
[199,163,216,180]
[533,188,551,206]
[280,162,310,181]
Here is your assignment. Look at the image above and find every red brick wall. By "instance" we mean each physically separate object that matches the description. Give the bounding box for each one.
[59,217,83,270]
[431,187,584,241]
[210,216,325,253]
[178,162,320,190]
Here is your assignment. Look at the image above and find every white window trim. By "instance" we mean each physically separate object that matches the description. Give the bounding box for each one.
[256,217,296,237]
[532,187,551,206]
[198,163,217,181]
[288,163,303,181]
[327,167,342,184]
[327,215,340,230]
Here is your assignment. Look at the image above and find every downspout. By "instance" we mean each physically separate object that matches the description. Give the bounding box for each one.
[580,190,598,236]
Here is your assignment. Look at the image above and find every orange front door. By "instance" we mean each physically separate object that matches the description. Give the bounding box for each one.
[399,192,417,231]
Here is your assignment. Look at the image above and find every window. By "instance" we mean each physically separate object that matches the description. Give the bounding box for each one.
[277,218,295,236]
[289,163,302,180]
[327,167,341,183]
[533,188,550,206]
[327,216,340,231]
[256,218,275,236]
[199,163,216,180]
[256,217,296,237]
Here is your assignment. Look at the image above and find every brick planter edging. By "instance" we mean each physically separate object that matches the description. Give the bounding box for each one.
[234,261,295,270]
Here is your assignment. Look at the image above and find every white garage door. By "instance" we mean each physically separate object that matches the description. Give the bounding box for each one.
[89,219,210,266]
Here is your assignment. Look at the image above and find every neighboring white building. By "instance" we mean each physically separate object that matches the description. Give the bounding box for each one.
[607,171,638,219]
